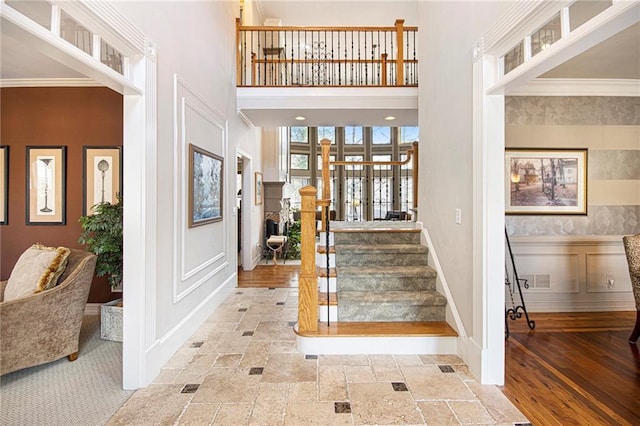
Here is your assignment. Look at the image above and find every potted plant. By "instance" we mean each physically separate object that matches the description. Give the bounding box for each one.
[78,197,123,342]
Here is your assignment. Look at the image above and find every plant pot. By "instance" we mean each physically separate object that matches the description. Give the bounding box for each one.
[101,298,123,342]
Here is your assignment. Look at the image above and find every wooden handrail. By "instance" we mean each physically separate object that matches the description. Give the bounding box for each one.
[251,58,418,65]
[238,24,418,32]
[330,150,414,167]
[298,186,319,332]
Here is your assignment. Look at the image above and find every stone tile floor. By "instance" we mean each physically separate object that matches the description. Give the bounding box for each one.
[108,288,529,425]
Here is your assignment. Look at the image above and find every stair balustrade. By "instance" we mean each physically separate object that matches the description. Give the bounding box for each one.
[236,19,417,87]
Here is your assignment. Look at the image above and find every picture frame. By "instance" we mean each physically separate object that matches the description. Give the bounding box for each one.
[255,171,263,205]
[26,146,66,225]
[189,143,223,227]
[0,146,8,225]
[83,146,123,215]
[505,148,587,215]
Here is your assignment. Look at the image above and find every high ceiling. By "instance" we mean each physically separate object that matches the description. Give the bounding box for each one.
[1,1,638,127]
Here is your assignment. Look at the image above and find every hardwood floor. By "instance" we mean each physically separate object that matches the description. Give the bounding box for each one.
[502,311,640,425]
[237,266,640,424]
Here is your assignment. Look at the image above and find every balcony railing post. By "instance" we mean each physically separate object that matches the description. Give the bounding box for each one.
[381,53,388,86]
[412,141,418,210]
[236,18,242,85]
[251,52,257,86]
[298,185,318,332]
[395,19,405,86]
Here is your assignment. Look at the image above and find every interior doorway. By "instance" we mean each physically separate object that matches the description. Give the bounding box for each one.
[236,150,253,270]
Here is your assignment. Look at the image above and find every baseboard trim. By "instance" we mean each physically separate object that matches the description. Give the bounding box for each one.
[521,300,635,312]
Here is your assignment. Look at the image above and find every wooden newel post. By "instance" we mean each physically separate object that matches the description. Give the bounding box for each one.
[298,186,318,332]
[395,19,405,86]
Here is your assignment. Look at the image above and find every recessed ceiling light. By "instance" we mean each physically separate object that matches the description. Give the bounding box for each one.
[384,116,396,121]
[295,116,306,121]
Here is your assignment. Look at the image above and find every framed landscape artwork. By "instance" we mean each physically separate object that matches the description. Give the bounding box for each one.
[255,171,263,205]
[505,148,587,215]
[189,143,223,227]
[83,146,122,215]
[26,146,67,225]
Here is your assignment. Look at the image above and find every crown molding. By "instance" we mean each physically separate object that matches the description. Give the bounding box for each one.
[509,78,640,96]
[0,78,102,88]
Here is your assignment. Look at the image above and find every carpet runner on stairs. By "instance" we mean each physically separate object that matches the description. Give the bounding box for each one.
[332,227,447,323]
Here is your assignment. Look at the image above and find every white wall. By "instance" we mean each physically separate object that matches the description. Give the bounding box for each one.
[113,1,262,386]
[417,0,512,371]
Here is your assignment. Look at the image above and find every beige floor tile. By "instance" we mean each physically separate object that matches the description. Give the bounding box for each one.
[253,321,296,342]
[452,364,477,381]
[401,365,476,400]
[369,354,397,367]
[394,355,424,366]
[345,365,375,383]
[211,331,253,353]
[261,353,317,383]
[235,314,262,332]
[107,384,192,426]
[208,321,241,331]
[212,403,252,425]
[213,353,243,367]
[206,307,246,322]
[348,382,424,425]
[153,368,183,384]
[177,403,219,425]
[192,368,261,403]
[419,354,464,365]
[284,402,353,425]
[417,401,460,425]
[319,355,370,366]
[256,382,289,402]
[373,365,404,382]
[281,307,299,321]
[448,400,495,424]
[287,382,318,402]
[163,347,199,369]
[318,365,347,401]
[246,303,283,316]
[270,341,298,353]
[239,341,271,368]
[248,397,286,425]
[466,382,529,424]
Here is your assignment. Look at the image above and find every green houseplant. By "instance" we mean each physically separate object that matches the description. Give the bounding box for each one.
[78,198,123,342]
[78,198,123,289]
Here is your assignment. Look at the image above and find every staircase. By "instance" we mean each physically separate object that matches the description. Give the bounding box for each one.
[334,227,447,322]
[296,221,457,355]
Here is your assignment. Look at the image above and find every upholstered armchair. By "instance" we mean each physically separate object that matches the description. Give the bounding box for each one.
[0,249,97,375]
[623,234,640,344]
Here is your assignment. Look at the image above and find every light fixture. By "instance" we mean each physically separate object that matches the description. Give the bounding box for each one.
[295,116,306,121]
[384,116,396,121]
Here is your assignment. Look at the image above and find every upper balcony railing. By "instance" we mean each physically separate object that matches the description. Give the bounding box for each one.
[236,19,418,87]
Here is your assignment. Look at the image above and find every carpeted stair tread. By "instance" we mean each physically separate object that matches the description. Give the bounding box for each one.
[338,290,447,306]
[337,265,436,278]
[335,244,428,254]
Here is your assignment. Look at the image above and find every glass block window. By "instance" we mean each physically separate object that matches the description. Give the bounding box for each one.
[372,127,391,144]
[344,126,363,144]
[531,14,561,57]
[400,127,419,144]
[318,127,336,144]
[504,41,524,75]
[101,40,124,75]
[291,154,309,170]
[60,11,92,55]
[290,127,308,143]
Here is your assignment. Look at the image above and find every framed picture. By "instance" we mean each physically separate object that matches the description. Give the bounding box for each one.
[0,146,8,225]
[26,146,66,225]
[505,148,587,215]
[255,171,263,205]
[189,143,223,227]
[83,146,123,215]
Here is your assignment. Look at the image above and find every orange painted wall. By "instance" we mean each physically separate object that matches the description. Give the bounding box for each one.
[1,87,123,303]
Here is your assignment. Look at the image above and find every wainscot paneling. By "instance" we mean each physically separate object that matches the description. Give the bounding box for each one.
[507,236,634,312]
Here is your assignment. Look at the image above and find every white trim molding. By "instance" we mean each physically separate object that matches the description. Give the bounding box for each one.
[510,78,640,96]
[0,78,100,88]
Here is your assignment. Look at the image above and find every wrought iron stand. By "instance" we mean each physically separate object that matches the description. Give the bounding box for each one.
[505,228,535,338]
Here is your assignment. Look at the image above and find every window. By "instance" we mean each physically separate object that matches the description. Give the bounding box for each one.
[344,155,363,170]
[291,154,309,170]
[372,127,391,144]
[61,11,92,55]
[101,40,124,74]
[531,14,561,57]
[345,126,363,144]
[317,127,336,144]
[290,127,308,143]
[400,127,419,144]
[289,177,310,209]
[317,155,336,170]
